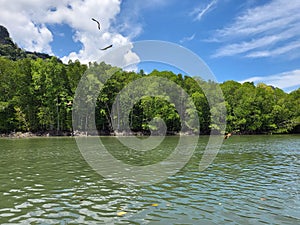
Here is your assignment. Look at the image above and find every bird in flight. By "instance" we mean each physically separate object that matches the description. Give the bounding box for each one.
[91,18,101,30]
[100,44,113,50]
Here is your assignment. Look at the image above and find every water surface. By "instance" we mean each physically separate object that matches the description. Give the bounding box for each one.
[0,135,299,224]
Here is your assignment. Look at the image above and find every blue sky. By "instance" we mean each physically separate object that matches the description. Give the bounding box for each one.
[0,0,300,92]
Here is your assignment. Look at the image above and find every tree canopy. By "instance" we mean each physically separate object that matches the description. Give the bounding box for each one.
[0,56,299,135]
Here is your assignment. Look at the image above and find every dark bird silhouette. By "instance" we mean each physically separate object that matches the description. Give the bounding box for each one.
[100,44,113,50]
[91,18,101,30]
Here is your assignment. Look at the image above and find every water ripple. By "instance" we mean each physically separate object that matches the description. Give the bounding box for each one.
[0,136,299,224]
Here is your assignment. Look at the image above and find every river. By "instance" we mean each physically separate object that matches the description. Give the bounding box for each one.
[0,135,299,224]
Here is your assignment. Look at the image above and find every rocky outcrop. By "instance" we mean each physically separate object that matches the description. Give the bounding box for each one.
[0,25,14,46]
[0,25,54,61]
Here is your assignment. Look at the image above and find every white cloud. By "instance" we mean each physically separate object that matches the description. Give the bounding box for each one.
[180,33,195,43]
[212,0,300,58]
[246,40,300,58]
[190,0,217,21]
[240,70,300,90]
[0,1,54,54]
[0,0,139,64]
[96,43,139,71]
[212,26,299,57]
[212,34,282,57]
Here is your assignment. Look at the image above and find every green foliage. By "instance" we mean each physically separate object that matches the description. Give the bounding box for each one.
[1,25,298,135]
[0,56,87,133]
[0,55,299,135]
[220,81,299,134]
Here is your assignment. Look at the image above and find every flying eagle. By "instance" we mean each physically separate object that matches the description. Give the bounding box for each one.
[100,44,113,50]
[91,18,101,30]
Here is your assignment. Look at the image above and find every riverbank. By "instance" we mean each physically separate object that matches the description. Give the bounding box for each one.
[0,130,182,138]
[1,129,298,138]
[0,131,71,138]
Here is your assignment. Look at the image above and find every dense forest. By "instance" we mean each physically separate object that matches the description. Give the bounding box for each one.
[0,56,299,135]
[0,26,299,136]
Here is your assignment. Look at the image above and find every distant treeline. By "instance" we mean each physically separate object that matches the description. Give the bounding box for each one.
[0,56,299,135]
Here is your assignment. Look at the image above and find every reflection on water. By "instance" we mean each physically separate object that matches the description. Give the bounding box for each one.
[0,135,299,224]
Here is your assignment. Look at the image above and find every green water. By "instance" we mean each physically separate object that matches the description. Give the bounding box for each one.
[0,135,299,224]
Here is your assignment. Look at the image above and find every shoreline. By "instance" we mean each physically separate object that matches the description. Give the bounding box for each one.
[0,130,298,138]
[0,131,190,138]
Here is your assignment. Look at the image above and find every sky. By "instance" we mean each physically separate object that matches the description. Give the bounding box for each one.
[0,0,300,92]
